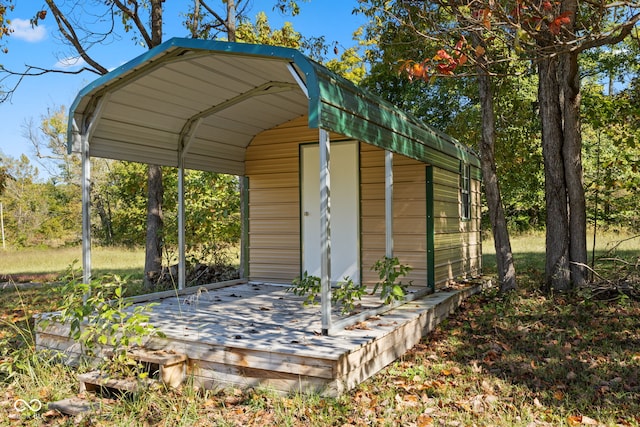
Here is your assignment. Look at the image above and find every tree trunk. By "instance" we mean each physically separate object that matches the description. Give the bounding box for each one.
[144,0,165,290]
[94,194,114,245]
[144,164,164,289]
[227,0,236,42]
[560,51,587,288]
[538,56,571,291]
[475,50,517,292]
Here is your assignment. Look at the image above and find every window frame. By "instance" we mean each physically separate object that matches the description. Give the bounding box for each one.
[460,162,471,221]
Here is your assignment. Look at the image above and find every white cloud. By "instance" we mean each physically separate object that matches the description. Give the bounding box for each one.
[9,18,47,42]
[55,56,87,69]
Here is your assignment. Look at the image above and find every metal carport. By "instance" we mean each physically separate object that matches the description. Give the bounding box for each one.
[67,37,479,334]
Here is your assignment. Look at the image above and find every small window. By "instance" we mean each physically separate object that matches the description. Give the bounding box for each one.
[460,162,471,221]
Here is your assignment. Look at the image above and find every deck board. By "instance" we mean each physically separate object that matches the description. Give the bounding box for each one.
[36,281,484,395]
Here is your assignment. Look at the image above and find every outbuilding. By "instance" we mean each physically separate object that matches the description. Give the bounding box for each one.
[45,38,485,394]
[68,37,482,334]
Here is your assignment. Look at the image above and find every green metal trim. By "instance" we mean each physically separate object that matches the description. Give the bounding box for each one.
[426,166,435,292]
[460,161,472,222]
[312,69,480,169]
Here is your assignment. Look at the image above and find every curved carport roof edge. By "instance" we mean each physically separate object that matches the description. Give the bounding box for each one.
[66,37,480,173]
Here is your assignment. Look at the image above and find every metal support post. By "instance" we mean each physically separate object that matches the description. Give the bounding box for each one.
[319,128,332,335]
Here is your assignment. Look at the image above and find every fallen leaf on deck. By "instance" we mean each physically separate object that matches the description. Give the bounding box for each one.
[345,322,370,330]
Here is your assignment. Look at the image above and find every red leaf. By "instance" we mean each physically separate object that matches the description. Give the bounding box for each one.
[549,11,572,34]
[435,49,452,61]
[482,8,492,29]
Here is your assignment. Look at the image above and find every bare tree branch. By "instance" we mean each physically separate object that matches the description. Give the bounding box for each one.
[200,0,229,31]
[572,12,640,53]
[0,64,101,103]
[111,0,153,48]
[44,0,109,75]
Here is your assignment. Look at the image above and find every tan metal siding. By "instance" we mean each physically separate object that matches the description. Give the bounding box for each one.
[360,145,428,287]
[245,116,343,283]
[393,157,428,286]
[432,167,482,284]
[245,117,305,282]
[360,145,385,285]
[245,116,481,285]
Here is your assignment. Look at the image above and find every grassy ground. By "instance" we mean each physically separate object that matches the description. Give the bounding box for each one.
[0,246,146,281]
[0,232,638,426]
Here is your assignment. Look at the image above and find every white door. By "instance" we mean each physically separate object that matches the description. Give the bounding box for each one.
[301,141,359,284]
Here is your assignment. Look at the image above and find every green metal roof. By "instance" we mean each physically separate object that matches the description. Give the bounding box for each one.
[68,37,479,174]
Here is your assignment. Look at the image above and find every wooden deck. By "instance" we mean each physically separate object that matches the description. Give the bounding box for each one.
[36,280,483,396]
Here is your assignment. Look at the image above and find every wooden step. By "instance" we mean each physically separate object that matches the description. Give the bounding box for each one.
[78,370,158,394]
[127,348,187,388]
[103,348,188,388]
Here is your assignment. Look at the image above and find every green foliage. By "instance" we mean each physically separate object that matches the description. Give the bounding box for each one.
[325,28,368,84]
[167,170,241,265]
[0,154,80,247]
[92,162,241,264]
[371,256,413,304]
[0,1,13,53]
[491,74,545,231]
[0,106,85,247]
[289,273,366,314]
[288,271,321,306]
[358,3,545,232]
[236,12,301,48]
[581,76,640,231]
[290,257,412,310]
[51,265,164,376]
[357,1,640,235]
[331,276,367,314]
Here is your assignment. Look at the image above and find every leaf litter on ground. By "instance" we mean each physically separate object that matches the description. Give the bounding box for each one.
[1,259,640,426]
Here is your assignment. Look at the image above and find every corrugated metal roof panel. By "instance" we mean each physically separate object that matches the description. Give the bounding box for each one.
[68,38,479,175]
[90,139,177,166]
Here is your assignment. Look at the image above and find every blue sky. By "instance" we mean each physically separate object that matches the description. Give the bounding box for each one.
[0,1,366,175]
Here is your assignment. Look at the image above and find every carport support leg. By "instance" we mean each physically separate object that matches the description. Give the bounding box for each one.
[178,164,185,290]
[385,151,394,258]
[239,176,249,279]
[319,128,332,335]
[81,133,91,288]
